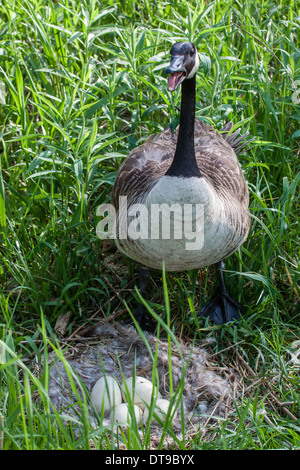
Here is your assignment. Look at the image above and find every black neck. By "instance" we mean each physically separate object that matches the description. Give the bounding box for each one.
[165,76,201,178]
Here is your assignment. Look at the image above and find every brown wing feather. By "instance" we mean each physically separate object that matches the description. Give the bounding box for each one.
[111,127,176,210]
[112,120,249,210]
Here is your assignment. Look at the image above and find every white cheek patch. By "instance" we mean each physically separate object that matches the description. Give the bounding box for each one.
[187,52,200,79]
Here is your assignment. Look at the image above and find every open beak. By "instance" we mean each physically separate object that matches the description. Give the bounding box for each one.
[165,56,186,92]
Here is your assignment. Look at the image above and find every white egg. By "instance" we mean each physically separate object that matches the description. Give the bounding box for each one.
[143,398,177,424]
[109,403,143,426]
[90,376,122,416]
[122,376,160,411]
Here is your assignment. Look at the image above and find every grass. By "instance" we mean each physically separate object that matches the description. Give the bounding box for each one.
[0,0,299,450]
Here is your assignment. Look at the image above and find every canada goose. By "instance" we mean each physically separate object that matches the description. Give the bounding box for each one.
[111,41,254,326]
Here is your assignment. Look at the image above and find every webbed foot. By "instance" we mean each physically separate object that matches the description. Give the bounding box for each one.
[125,302,156,333]
[198,261,245,325]
[198,290,245,324]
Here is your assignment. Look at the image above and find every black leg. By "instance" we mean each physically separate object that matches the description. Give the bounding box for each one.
[139,267,150,294]
[198,261,245,324]
[126,266,156,333]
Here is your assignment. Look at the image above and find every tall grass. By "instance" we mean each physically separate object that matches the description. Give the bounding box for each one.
[0,0,299,450]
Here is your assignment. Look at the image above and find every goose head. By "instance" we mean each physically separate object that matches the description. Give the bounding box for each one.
[165,41,199,92]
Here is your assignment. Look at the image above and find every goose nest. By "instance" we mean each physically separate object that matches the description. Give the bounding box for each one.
[48,321,235,445]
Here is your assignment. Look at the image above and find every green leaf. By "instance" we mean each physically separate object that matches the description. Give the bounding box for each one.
[292,129,300,139]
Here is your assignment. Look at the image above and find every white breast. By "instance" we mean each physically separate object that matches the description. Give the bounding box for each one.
[116,176,247,271]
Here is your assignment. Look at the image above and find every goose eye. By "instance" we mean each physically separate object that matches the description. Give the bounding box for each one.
[190,49,194,57]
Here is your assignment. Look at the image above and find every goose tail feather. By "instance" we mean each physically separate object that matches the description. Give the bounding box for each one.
[220,122,256,154]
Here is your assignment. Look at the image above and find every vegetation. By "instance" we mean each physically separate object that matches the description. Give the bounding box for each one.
[0,0,299,450]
